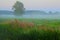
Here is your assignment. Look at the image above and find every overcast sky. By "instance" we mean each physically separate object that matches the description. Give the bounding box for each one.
[0,0,60,11]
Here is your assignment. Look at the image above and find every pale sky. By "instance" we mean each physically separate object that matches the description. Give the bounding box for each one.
[0,0,60,11]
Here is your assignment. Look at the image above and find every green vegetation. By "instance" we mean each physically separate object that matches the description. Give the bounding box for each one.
[0,18,60,40]
[12,1,25,16]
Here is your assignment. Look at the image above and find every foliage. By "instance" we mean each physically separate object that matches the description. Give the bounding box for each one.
[12,1,25,16]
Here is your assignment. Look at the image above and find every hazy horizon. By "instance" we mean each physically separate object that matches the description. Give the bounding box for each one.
[0,0,60,11]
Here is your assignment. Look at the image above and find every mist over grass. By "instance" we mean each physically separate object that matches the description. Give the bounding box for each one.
[0,10,60,40]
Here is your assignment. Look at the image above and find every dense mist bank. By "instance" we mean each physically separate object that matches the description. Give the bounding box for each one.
[0,10,60,15]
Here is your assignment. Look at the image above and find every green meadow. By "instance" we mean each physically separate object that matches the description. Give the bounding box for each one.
[0,18,60,40]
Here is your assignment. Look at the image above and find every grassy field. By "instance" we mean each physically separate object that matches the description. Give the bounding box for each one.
[0,18,60,40]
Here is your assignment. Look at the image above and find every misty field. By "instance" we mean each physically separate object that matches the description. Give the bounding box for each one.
[0,18,60,40]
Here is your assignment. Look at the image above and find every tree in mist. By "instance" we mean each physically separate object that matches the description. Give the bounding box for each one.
[12,1,25,16]
[12,1,25,24]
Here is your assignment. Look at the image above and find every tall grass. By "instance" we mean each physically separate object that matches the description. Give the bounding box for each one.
[0,19,60,40]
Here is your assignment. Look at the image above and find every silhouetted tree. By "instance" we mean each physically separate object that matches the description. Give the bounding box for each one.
[12,1,25,23]
[12,1,25,16]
